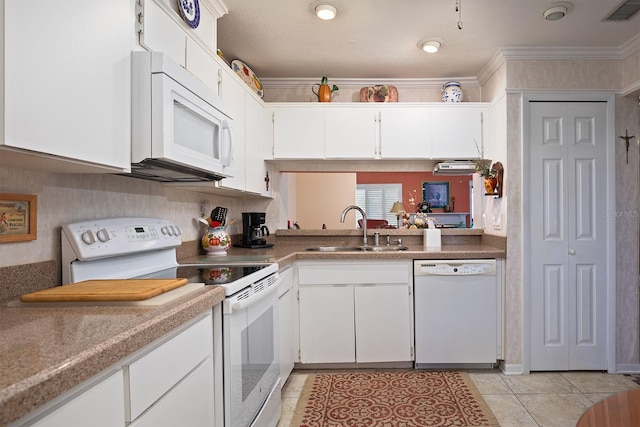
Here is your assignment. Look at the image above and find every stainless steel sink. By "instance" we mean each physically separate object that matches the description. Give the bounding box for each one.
[362,246,409,252]
[304,246,408,252]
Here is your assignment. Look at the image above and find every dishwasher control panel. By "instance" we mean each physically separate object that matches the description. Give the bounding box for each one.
[414,260,496,276]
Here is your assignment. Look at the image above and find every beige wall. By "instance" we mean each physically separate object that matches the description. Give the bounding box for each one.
[501,57,640,370]
[293,173,356,229]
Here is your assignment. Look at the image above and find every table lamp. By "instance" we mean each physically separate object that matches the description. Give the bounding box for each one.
[389,201,405,228]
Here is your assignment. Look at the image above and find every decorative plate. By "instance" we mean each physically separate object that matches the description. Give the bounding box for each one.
[178,0,200,29]
[231,59,263,98]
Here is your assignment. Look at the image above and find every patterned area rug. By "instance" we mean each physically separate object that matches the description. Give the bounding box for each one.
[290,371,499,427]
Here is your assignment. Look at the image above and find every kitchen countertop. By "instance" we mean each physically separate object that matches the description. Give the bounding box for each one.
[0,229,504,425]
[0,286,225,426]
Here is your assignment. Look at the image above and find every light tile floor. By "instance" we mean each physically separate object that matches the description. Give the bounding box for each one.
[277,370,640,427]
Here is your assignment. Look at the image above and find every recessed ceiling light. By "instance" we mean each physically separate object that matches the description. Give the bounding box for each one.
[315,4,337,20]
[544,2,573,21]
[422,41,441,53]
[419,38,445,54]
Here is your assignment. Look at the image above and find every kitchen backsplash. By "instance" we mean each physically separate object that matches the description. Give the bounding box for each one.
[0,165,275,278]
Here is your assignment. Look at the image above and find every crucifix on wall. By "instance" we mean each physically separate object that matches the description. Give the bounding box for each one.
[619,129,636,164]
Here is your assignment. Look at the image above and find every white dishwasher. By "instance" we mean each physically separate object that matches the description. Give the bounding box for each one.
[414,259,500,368]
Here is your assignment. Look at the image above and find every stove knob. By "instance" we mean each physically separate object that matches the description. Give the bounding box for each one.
[96,228,110,242]
[80,230,96,245]
[174,225,182,236]
[161,226,170,235]
[169,225,177,235]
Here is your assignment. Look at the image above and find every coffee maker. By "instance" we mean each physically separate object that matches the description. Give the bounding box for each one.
[237,212,273,248]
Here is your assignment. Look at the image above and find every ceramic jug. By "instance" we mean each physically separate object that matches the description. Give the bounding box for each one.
[441,81,463,103]
[312,76,339,102]
[201,226,232,255]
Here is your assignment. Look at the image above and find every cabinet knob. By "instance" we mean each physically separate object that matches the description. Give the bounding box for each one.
[569,249,576,255]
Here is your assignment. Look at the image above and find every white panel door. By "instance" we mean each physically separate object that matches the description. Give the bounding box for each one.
[529,101,608,371]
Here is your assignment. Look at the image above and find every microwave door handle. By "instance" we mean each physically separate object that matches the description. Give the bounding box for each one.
[222,120,233,167]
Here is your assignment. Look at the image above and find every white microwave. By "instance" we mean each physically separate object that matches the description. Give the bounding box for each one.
[130,51,234,182]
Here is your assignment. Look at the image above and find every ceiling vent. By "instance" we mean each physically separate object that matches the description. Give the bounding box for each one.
[604,0,640,21]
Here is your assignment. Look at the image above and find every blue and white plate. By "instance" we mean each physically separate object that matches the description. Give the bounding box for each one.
[178,0,200,29]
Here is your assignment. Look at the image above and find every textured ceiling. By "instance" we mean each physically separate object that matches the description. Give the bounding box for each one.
[217,0,640,80]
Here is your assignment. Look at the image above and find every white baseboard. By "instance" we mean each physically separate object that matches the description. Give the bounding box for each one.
[616,363,640,374]
[499,362,524,375]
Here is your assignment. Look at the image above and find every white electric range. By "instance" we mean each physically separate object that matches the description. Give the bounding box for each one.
[61,217,281,427]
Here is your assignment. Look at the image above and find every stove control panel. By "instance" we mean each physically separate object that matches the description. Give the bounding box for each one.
[62,217,183,261]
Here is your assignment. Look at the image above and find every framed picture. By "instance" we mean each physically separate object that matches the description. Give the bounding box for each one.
[422,182,450,209]
[0,193,37,243]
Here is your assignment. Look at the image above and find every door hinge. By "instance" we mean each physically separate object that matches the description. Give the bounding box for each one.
[136,0,144,35]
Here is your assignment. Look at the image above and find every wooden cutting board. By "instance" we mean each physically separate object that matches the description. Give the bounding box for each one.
[20,279,189,302]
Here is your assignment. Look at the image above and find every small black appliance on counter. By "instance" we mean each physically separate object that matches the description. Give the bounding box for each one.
[236,212,274,248]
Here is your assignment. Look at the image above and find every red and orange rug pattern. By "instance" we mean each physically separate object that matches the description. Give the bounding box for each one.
[290,370,499,427]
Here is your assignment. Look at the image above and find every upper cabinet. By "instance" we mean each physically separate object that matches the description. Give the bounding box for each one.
[269,107,325,158]
[266,103,488,161]
[0,0,135,173]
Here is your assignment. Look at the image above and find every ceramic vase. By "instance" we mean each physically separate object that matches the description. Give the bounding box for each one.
[201,227,232,255]
[484,177,498,193]
[441,81,463,103]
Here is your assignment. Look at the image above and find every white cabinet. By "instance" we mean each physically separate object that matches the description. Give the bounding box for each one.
[268,107,325,159]
[430,106,487,159]
[379,107,432,158]
[324,108,378,159]
[297,261,413,364]
[139,0,187,68]
[11,311,216,427]
[266,104,488,161]
[126,313,214,424]
[0,0,134,173]
[215,63,247,192]
[246,95,272,197]
[278,266,296,385]
[24,371,125,427]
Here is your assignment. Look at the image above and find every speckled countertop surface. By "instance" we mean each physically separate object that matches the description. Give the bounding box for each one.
[0,228,504,425]
[0,286,225,426]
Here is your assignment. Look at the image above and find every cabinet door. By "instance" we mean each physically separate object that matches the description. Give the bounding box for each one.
[355,284,413,362]
[379,107,432,158]
[431,106,486,159]
[325,108,378,159]
[298,286,355,363]
[31,371,124,427]
[3,0,133,171]
[216,65,246,190]
[271,108,325,158]
[245,95,271,196]
[185,38,220,95]
[129,358,214,427]
[140,0,187,67]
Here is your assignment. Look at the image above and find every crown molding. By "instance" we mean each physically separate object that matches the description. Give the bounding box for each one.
[201,0,228,18]
[477,49,506,87]
[500,45,628,60]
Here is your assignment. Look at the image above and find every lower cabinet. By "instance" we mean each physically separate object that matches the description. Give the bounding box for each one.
[28,370,125,427]
[12,312,215,427]
[297,261,413,364]
[126,312,214,425]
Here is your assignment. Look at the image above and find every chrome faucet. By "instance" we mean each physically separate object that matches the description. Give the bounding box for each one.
[340,205,368,246]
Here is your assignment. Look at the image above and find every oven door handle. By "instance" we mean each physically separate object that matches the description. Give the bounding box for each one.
[231,277,282,312]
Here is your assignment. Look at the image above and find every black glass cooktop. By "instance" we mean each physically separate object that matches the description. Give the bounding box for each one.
[140,265,269,286]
